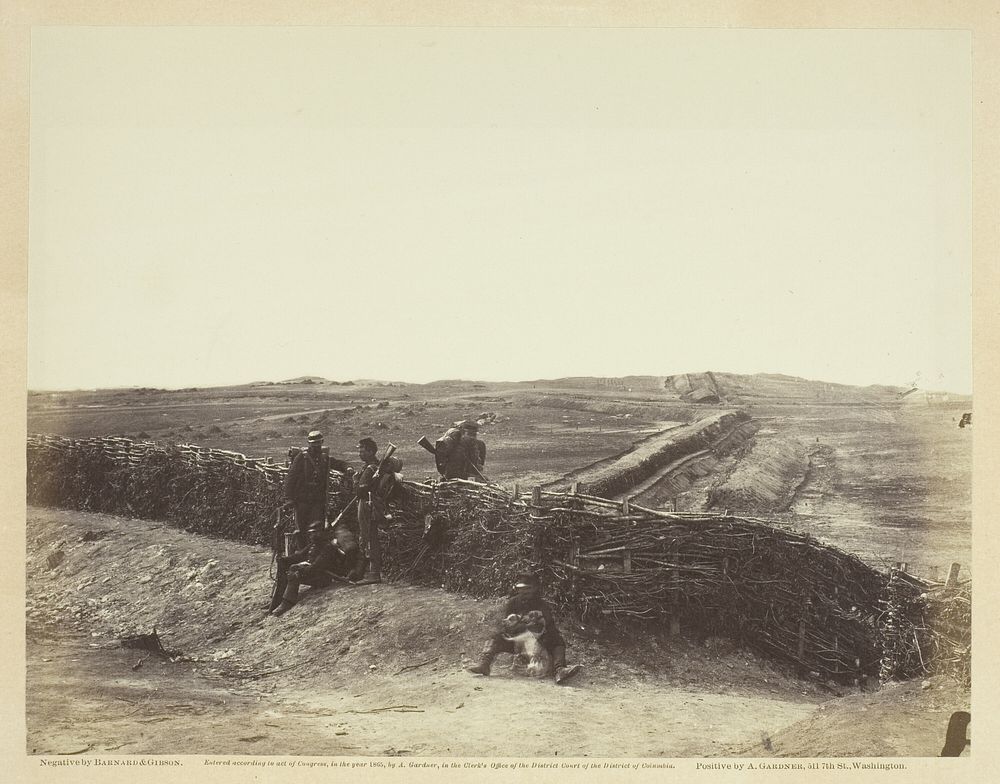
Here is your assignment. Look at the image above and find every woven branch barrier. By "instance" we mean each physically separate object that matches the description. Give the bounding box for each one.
[877,568,970,685]
[26,434,969,685]
[25,434,354,544]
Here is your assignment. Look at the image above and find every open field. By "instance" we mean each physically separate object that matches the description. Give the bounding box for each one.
[752,402,973,578]
[28,373,972,578]
[28,381,684,489]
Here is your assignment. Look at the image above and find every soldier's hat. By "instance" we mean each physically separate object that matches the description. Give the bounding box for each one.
[459,419,479,433]
[358,437,377,451]
[307,430,324,443]
[513,571,540,589]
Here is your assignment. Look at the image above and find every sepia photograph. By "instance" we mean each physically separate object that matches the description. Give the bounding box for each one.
[6,4,994,780]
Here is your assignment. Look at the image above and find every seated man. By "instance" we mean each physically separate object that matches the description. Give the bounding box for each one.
[269,521,342,617]
[467,571,581,684]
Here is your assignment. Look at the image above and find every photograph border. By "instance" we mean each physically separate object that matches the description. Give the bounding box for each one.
[3,2,997,782]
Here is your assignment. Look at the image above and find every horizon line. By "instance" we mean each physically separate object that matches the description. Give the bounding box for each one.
[26,370,973,398]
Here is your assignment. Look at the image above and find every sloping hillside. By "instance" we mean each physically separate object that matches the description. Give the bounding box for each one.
[26,505,968,757]
[25,506,824,757]
[663,372,910,406]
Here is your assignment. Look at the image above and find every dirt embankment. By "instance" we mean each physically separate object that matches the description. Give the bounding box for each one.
[706,436,811,514]
[541,412,819,516]
[26,506,969,757]
[623,419,776,511]
[544,411,755,499]
[722,676,969,758]
[26,506,827,757]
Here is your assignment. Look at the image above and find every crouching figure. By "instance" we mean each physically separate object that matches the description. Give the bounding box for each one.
[502,610,553,677]
[467,572,581,684]
[269,521,358,617]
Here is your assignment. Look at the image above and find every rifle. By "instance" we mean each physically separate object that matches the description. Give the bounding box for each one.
[331,443,399,529]
[417,434,491,483]
[326,496,358,531]
[268,504,291,610]
[271,505,289,557]
[374,442,399,481]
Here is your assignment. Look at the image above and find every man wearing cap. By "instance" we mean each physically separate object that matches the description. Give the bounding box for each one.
[434,420,487,481]
[350,437,403,585]
[467,571,582,684]
[284,430,352,541]
[268,521,342,616]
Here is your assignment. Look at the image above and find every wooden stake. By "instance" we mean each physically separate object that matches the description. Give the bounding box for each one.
[530,486,543,518]
[947,562,961,587]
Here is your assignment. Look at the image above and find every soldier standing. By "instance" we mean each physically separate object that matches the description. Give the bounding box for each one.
[435,420,487,481]
[351,437,401,585]
[283,430,351,543]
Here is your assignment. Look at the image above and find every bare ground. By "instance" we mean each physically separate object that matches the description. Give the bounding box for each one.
[26,506,967,758]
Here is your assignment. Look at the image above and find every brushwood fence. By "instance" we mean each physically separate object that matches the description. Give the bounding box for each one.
[26,434,969,686]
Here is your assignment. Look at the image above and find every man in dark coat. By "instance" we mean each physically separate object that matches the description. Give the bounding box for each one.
[467,572,581,684]
[435,420,487,481]
[284,430,351,541]
[350,437,402,585]
[269,522,343,616]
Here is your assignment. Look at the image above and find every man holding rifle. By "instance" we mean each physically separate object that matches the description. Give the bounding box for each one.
[350,437,402,585]
[429,420,487,481]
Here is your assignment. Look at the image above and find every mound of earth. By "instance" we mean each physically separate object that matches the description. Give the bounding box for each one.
[707,435,811,513]
[722,676,968,757]
[544,411,752,498]
[25,506,966,757]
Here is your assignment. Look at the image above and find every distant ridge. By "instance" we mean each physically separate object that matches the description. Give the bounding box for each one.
[30,371,971,400]
[259,371,970,402]
[278,375,331,384]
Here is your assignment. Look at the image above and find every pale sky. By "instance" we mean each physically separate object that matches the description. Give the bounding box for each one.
[27,27,972,393]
